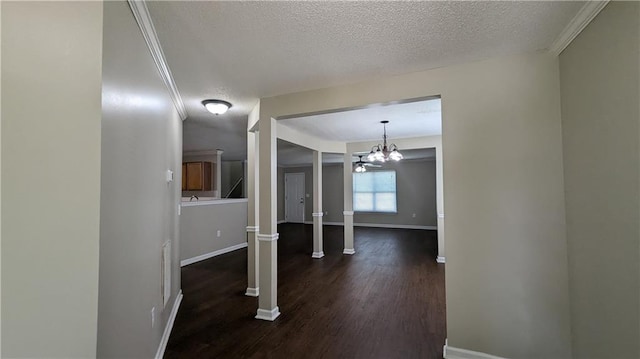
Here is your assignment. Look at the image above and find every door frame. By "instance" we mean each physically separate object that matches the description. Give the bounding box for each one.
[284,172,305,223]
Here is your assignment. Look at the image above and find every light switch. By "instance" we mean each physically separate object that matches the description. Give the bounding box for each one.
[166,170,174,183]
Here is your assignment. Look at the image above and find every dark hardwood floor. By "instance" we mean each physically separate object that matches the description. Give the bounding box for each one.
[165,224,446,359]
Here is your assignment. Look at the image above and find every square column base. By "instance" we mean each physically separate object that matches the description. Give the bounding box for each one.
[343,249,356,255]
[256,307,281,321]
[312,251,325,258]
[245,287,259,297]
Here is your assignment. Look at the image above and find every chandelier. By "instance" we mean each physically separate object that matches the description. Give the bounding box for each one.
[367,120,403,162]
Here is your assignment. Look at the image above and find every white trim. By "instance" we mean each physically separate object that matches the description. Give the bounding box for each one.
[180,198,248,207]
[312,212,324,217]
[444,344,507,359]
[180,242,248,267]
[438,213,445,219]
[312,251,325,258]
[246,226,259,232]
[155,290,183,359]
[343,211,354,216]
[548,1,609,56]
[245,287,259,297]
[303,221,437,231]
[277,220,286,224]
[436,256,446,264]
[128,0,187,120]
[343,248,356,255]
[255,307,281,321]
[257,233,279,242]
[183,150,220,157]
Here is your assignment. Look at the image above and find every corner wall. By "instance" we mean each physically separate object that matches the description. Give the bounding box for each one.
[261,52,572,358]
[1,2,103,356]
[97,2,182,357]
[560,2,640,357]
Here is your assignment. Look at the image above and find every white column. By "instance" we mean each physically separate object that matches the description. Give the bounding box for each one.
[256,117,280,321]
[312,151,324,258]
[215,149,223,198]
[242,159,248,198]
[435,141,446,264]
[245,131,259,296]
[343,152,355,254]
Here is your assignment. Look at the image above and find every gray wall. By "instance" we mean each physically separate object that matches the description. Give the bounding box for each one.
[97,2,182,358]
[560,2,640,357]
[1,2,103,357]
[278,160,437,227]
[180,201,248,261]
[441,54,571,358]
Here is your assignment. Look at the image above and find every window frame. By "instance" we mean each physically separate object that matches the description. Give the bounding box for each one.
[352,170,398,214]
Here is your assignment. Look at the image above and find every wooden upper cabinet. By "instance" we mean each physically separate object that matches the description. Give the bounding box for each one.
[183,161,212,191]
[182,163,187,191]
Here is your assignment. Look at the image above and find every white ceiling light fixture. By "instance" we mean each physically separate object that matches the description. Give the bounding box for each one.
[354,155,367,173]
[354,155,382,173]
[202,99,232,115]
[367,120,403,163]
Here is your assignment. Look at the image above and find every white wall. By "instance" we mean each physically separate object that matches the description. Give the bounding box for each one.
[260,52,572,358]
[560,2,640,357]
[1,2,103,357]
[1,2,4,353]
[97,1,182,357]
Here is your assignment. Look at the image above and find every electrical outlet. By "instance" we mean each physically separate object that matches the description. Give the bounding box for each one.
[217,230,221,237]
[151,307,156,328]
[324,211,328,216]
[412,213,416,218]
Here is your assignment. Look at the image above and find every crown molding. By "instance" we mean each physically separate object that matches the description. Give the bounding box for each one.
[183,150,219,157]
[128,0,188,120]
[548,1,609,56]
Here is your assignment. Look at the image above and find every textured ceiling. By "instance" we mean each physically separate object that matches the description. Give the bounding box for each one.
[280,98,441,142]
[147,1,584,160]
[278,139,436,167]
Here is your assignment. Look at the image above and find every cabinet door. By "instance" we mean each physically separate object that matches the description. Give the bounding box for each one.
[182,163,187,191]
[203,162,212,191]
[186,162,203,190]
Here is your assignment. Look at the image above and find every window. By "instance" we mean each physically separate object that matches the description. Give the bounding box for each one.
[353,170,397,213]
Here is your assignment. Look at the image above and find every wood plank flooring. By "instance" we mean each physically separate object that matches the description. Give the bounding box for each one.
[165,224,446,358]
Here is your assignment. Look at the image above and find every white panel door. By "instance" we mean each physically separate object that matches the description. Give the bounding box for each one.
[285,172,305,223]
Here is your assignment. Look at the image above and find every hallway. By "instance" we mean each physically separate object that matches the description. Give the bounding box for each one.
[166,224,446,358]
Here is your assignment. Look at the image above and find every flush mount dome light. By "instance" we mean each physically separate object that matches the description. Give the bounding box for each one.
[202,99,232,115]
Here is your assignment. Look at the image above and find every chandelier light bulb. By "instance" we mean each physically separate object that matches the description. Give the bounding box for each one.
[389,149,403,161]
[369,121,402,163]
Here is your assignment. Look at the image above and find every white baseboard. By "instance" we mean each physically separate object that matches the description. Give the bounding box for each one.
[277,220,286,224]
[311,251,325,258]
[255,307,281,321]
[343,248,356,255]
[245,287,259,297]
[155,290,183,359]
[444,343,507,359]
[437,256,446,264]
[180,242,248,267]
[302,221,436,230]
